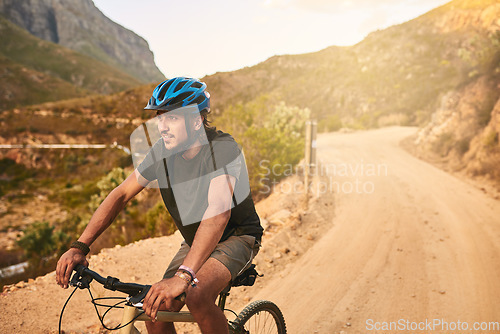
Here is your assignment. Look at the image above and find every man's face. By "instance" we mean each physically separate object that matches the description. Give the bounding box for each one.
[156,111,189,150]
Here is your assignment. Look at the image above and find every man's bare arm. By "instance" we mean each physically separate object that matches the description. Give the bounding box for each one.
[56,169,148,288]
[142,173,236,320]
[78,170,148,245]
[181,174,236,274]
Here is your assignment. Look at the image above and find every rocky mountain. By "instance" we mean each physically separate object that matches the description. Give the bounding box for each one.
[412,73,500,183]
[0,15,143,110]
[0,0,164,83]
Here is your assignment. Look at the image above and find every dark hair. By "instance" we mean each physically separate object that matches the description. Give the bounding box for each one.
[192,110,215,142]
[200,110,216,133]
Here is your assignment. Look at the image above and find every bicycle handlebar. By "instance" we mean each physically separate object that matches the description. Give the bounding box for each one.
[70,264,185,304]
[72,264,148,296]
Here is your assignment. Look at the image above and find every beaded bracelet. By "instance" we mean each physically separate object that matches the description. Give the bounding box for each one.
[178,265,199,287]
[174,271,192,286]
[175,270,198,287]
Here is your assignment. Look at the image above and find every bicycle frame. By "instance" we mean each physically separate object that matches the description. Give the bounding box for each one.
[117,289,230,333]
[119,305,196,334]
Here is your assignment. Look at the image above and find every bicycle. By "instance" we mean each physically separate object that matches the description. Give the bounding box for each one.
[59,264,287,334]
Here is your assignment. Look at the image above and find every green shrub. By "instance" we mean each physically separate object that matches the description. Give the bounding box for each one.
[0,158,36,197]
[88,167,127,212]
[62,153,89,173]
[217,97,309,195]
[143,201,177,238]
[17,221,71,264]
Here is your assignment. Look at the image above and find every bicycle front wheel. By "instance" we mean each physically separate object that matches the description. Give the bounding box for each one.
[231,300,287,334]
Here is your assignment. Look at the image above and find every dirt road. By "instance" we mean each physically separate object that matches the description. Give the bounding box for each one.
[2,126,500,333]
[254,126,500,333]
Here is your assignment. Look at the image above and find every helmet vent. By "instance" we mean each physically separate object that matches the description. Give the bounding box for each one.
[193,96,205,105]
[191,82,202,88]
[174,81,187,93]
[157,81,173,101]
[169,92,192,105]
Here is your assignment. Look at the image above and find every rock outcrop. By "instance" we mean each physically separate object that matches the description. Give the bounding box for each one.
[0,0,164,83]
[429,0,500,33]
[410,1,500,188]
[413,73,500,186]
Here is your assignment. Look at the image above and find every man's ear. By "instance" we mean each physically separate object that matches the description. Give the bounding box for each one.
[193,114,203,131]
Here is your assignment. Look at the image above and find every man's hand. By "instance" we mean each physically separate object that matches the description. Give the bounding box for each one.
[56,248,89,289]
[143,276,189,322]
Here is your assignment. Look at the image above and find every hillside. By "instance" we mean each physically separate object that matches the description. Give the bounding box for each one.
[0,15,144,110]
[4,0,497,125]
[210,0,500,187]
[203,0,500,129]
[0,0,164,83]
[405,0,500,187]
[1,0,498,223]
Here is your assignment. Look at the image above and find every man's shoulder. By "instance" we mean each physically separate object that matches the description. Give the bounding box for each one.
[210,129,236,143]
[200,130,242,168]
[210,130,241,154]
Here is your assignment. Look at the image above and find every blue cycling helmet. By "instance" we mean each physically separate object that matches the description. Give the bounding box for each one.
[145,77,210,113]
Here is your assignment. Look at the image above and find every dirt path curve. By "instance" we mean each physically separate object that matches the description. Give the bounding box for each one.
[255,126,500,333]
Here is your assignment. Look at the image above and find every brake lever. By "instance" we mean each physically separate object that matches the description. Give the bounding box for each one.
[128,285,151,307]
[69,271,93,289]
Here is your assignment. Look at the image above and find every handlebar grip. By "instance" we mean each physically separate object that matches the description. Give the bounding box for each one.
[74,264,87,274]
[70,264,93,289]
[129,287,185,305]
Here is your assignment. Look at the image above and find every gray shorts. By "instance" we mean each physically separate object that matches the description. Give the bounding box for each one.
[163,235,261,281]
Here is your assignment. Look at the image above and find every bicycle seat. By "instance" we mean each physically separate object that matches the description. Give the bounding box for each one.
[232,264,260,287]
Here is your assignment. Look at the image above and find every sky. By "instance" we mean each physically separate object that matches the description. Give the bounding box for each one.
[92,0,451,79]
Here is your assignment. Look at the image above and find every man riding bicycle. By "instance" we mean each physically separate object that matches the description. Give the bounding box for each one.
[55,77,263,334]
